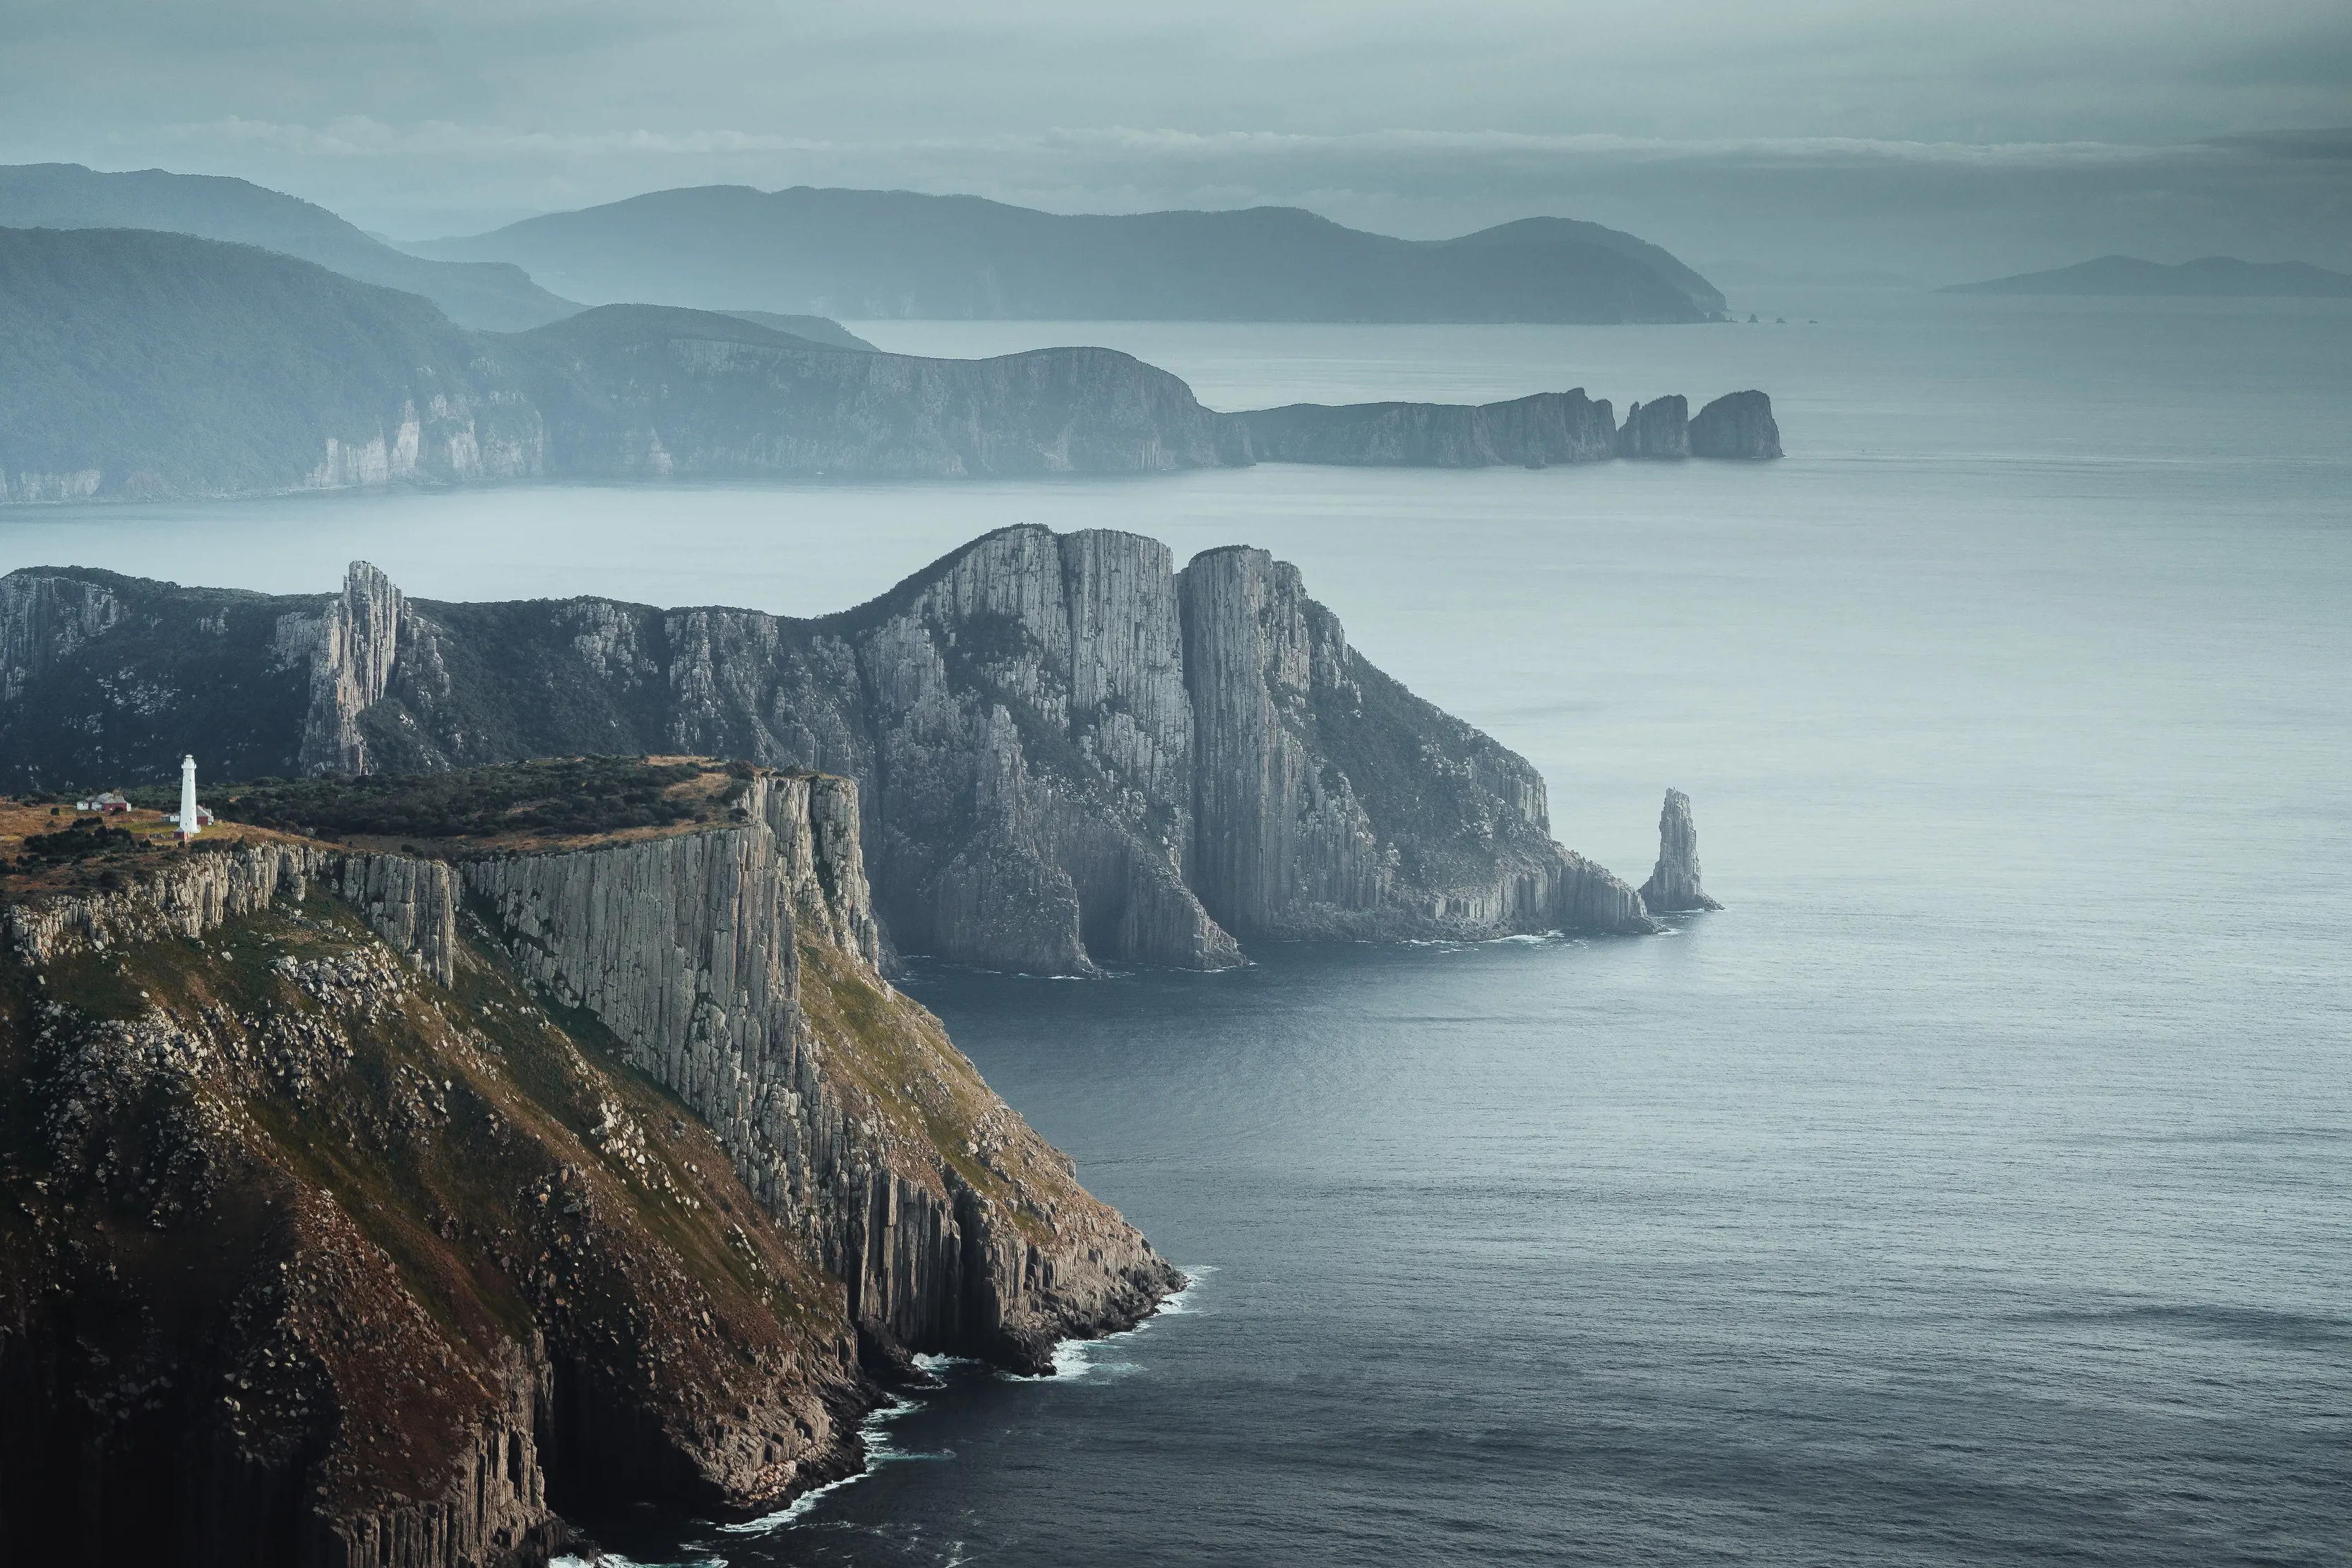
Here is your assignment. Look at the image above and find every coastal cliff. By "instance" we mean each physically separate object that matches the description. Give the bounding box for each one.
[1,532,1663,971]
[507,306,1246,479]
[1239,388,1779,468]
[1238,390,1619,467]
[1,228,1781,503]
[1178,546,1650,940]
[459,768,1169,1366]
[0,765,1176,1564]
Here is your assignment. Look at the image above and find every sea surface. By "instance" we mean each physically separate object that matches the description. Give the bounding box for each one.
[6,289,2348,1564]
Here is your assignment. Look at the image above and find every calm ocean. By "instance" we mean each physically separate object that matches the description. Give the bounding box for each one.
[6,289,2347,1564]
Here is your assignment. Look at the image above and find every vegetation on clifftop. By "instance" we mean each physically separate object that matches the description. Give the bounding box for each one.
[185,755,763,846]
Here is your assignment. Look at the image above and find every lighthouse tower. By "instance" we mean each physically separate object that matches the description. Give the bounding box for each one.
[177,753,201,843]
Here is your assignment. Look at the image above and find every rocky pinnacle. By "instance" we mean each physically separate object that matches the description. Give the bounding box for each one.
[294,561,405,776]
[1640,789,1722,913]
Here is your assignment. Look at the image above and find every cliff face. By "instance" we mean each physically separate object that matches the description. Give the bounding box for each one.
[1639,788,1721,913]
[1179,546,1653,941]
[1,529,1664,971]
[0,569,121,702]
[506,308,1247,479]
[285,563,407,776]
[460,771,1173,1367]
[1617,395,1691,459]
[823,527,1238,974]
[1238,390,1618,467]
[0,770,1174,1565]
[1241,388,1777,467]
[1689,390,1783,460]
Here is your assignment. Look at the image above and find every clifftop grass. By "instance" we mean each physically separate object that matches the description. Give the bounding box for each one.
[182,755,775,851]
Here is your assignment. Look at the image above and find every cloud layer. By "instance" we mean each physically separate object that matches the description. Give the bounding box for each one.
[3,1,2348,275]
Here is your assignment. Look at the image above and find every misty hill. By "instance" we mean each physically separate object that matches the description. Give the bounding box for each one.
[0,226,538,502]
[0,227,1232,501]
[0,161,582,330]
[414,186,1724,322]
[1945,254,2352,297]
[497,302,1238,477]
[0,227,1774,503]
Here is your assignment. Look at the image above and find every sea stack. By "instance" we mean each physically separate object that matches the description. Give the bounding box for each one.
[1617,395,1691,459]
[1640,789,1722,912]
[1689,390,1782,460]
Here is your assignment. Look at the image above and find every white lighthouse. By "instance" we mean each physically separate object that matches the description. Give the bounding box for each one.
[174,753,202,842]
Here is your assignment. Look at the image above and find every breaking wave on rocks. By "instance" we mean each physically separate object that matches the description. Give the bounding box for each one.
[637,1265,1209,1555]
[1049,1266,1205,1381]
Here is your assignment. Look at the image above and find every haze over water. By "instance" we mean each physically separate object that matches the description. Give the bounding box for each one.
[6,289,2347,1564]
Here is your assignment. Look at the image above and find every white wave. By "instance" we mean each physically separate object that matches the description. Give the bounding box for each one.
[1049,1339,1144,1380]
[1036,1260,1210,1379]
[1151,1264,1213,1315]
[715,1266,1210,1536]
[719,1390,938,1536]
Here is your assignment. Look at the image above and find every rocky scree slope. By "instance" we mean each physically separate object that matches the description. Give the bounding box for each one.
[0,228,1777,503]
[0,531,1661,973]
[0,765,1174,1565]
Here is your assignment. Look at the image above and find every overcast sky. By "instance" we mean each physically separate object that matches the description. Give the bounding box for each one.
[4,0,2348,275]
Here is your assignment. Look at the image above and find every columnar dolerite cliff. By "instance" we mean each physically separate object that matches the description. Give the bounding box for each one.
[0,765,1176,1564]
[458,770,1168,1365]
[0,530,1664,971]
[1179,546,1649,939]
[1,227,1778,503]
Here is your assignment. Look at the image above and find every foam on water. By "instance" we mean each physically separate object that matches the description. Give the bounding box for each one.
[718,1394,939,1538]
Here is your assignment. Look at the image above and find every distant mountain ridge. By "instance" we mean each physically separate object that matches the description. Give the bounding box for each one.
[0,162,583,330]
[1945,254,2352,297]
[0,227,1775,505]
[414,185,1726,323]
